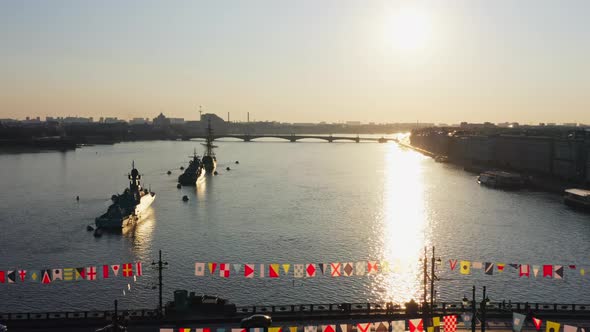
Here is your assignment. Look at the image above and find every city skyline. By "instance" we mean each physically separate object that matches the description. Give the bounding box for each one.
[3,112,590,127]
[1,0,589,124]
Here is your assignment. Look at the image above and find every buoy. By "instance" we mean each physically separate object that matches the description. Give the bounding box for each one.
[176,183,182,189]
[213,171,218,175]
[167,170,171,175]
[180,166,184,170]
[226,167,231,171]
[235,161,239,164]
[182,195,189,202]
[76,195,80,201]
[86,225,94,231]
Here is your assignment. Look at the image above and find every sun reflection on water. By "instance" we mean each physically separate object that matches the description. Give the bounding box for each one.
[122,206,156,260]
[374,143,428,304]
[196,176,208,200]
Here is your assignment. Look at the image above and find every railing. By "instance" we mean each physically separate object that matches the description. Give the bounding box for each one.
[3,302,590,322]
[0,309,158,322]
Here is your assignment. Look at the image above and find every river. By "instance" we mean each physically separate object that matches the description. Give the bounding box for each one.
[0,138,589,312]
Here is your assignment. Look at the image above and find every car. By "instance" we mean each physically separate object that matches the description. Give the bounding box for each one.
[0,323,7,332]
[95,323,127,332]
[240,314,272,328]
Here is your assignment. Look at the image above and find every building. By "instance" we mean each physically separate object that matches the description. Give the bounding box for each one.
[62,117,93,124]
[200,113,225,129]
[22,116,42,124]
[104,117,124,124]
[153,113,171,128]
[169,118,185,125]
[460,122,496,129]
[129,118,151,125]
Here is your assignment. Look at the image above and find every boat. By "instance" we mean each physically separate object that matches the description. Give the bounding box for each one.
[202,119,217,173]
[564,189,590,211]
[477,171,524,189]
[95,162,156,229]
[177,149,205,186]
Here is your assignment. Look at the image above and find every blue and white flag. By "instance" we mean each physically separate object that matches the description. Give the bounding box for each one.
[513,313,526,332]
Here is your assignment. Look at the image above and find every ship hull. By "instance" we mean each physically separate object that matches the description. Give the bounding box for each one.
[203,156,216,173]
[564,196,590,211]
[178,169,205,186]
[95,193,155,229]
[477,171,523,189]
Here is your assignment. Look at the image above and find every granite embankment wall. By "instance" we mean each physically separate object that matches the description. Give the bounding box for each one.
[410,130,590,188]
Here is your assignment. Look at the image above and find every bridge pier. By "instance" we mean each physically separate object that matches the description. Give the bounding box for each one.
[355,137,360,143]
[289,138,297,143]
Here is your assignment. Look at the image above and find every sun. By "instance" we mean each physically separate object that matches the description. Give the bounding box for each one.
[390,6,432,52]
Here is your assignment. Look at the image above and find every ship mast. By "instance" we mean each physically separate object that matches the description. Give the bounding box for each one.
[205,119,215,157]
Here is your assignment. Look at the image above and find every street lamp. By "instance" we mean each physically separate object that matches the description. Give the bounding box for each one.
[422,247,442,315]
[462,286,491,332]
[151,250,168,316]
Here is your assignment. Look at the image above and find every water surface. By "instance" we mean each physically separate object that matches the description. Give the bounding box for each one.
[0,139,589,312]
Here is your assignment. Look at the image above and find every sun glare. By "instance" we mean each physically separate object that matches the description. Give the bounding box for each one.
[390,7,432,52]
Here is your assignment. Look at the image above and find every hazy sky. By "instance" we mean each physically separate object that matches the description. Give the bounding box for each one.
[1,0,589,123]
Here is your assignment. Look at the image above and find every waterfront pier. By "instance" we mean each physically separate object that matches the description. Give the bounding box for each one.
[3,300,590,331]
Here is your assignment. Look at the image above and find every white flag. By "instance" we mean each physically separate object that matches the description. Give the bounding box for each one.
[259,264,265,278]
[294,264,305,278]
[355,261,366,276]
[195,262,205,276]
[391,320,405,332]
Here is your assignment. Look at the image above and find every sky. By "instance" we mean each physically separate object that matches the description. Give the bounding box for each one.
[1,0,589,124]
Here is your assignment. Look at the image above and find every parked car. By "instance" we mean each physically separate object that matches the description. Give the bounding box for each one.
[95,323,127,332]
[0,323,7,332]
[240,314,272,328]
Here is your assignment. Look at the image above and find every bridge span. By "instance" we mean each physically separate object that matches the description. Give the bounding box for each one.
[180,134,397,143]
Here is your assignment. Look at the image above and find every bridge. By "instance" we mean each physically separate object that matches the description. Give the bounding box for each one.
[180,134,397,143]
